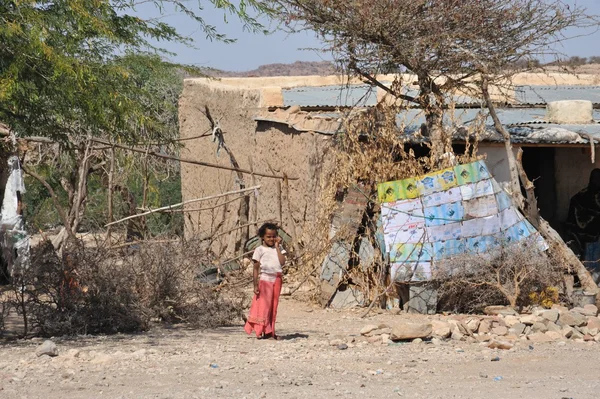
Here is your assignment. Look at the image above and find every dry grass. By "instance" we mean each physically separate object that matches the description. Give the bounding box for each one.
[436,237,564,313]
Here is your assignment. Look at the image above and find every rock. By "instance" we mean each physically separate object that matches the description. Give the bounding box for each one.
[487,340,513,350]
[583,304,599,316]
[431,320,451,338]
[570,330,584,340]
[378,323,390,329]
[36,340,59,357]
[589,328,599,336]
[587,317,600,330]
[412,338,423,344]
[540,309,559,323]
[503,316,520,327]
[451,330,464,341]
[475,334,492,342]
[562,326,574,338]
[448,320,471,336]
[377,327,392,335]
[527,332,554,343]
[552,304,569,312]
[558,311,588,327]
[360,325,380,335]
[509,323,526,336]
[484,306,517,316]
[546,322,561,333]
[431,338,442,346]
[531,322,548,333]
[572,305,598,317]
[337,343,348,350]
[491,325,508,336]
[390,323,432,341]
[519,315,540,325]
[329,339,344,346]
[545,331,562,341]
[584,334,594,342]
[465,318,480,333]
[367,336,381,344]
[477,320,491,334]
[381,334,391,344]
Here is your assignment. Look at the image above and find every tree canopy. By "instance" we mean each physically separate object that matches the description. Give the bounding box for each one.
[272,0,594,158]
[0,0,271,143]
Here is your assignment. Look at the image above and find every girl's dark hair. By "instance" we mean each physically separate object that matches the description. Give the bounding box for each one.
[258,222,279,237]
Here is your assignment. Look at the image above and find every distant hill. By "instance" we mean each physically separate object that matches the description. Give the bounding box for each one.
[197,61,600,79]
[203,61,337,77]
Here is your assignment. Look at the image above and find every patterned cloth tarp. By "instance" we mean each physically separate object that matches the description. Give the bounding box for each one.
[378,160,546,282]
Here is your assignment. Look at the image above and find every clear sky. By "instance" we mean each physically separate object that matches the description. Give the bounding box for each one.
[138,0,600,71]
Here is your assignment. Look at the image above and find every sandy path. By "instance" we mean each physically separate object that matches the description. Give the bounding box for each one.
[1,296,600,398]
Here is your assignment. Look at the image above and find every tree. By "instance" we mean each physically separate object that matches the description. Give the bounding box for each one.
[1,0,272,249]
[273,0,592,161]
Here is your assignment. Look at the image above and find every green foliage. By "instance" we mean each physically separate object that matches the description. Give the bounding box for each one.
[1,0,272,143]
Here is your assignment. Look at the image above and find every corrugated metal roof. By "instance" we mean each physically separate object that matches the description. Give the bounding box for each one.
[282,85,378,107]
[515,85,600,105]
[282,84,481,107]
[396,108,600,128]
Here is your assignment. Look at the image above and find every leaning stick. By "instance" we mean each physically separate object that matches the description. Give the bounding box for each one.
[105,185,261,227]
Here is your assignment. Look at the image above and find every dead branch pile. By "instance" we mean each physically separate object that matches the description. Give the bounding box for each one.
[2,237,248,337]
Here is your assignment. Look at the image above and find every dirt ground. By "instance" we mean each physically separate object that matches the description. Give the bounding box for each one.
[1,296,600,399]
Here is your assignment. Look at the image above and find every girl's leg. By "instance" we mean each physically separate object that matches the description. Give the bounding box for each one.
[270,274,283,338]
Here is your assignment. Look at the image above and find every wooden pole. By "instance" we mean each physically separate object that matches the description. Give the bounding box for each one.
[105,185,261,227]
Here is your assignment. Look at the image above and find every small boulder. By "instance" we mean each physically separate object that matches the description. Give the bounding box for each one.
[558,311,587,327]
[583,304,599,317]
[519,315,540,325]
[545,331,562,341]
[491,325,508,336]
[390,323,432,341]
[360,325,380,336]
[484,306,517,316]
[546,322,562,333]
[503,315,520,328]
[509,323,526,336]
[431,320,451,338]
[587,317,600,331]
[465,318,481,333]
[36,340,59,357]
[540,309,559,323]
[527,332,554,343]
[487,340,513,350]
[478,320,491,334]
[531,322,548,333]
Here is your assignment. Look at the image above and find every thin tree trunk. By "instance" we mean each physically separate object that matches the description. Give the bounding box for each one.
[515,149,599,295]
[482,77,598,295]
[481,78,523,208]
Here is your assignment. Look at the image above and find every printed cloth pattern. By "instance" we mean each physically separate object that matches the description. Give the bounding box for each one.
[378,160,546,282]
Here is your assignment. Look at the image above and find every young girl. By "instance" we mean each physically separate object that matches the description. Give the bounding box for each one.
[244,223,286,340]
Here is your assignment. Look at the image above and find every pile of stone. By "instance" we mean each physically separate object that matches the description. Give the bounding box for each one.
[360,304,600,348]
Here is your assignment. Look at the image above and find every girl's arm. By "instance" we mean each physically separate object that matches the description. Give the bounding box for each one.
[253,260,260,295]
[275,238,286,266]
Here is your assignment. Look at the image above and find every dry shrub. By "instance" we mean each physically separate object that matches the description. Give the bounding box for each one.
[299,105,485,302]
[10,238,247,337]
[436,237,564,313]
[127,239,248,327]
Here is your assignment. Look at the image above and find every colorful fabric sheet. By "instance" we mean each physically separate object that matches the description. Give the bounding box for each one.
[377,160,546,282]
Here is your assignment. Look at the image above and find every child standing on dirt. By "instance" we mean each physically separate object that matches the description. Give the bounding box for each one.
[244,223,286,340]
